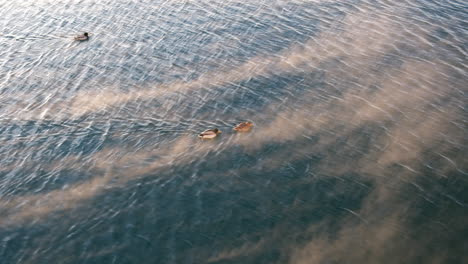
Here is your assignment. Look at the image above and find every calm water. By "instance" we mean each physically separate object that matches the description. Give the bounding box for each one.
[1,0,467,263]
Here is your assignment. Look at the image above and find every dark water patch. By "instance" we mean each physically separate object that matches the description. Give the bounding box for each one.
[0,166,101,198]
[0,147,373,264]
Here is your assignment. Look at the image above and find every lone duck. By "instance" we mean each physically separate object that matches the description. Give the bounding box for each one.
[198,128,221,139]
[74,32,89,41]
[233,121,253,132]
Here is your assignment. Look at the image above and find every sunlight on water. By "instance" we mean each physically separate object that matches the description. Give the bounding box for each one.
[1,0,467,263]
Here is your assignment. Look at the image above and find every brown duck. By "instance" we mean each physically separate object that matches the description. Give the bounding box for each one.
[233,121,253,132]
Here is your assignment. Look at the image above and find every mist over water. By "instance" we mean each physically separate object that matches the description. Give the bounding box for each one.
[1,0,467,263]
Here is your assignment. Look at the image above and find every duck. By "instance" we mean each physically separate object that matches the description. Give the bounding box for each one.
[233,121,253,132]
[74,32,89,41]
[198,128,221,139]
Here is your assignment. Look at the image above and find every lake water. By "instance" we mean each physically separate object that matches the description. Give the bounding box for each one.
[1,0,467,263]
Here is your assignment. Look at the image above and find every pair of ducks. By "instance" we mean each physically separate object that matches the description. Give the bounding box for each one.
[199,121,253,139]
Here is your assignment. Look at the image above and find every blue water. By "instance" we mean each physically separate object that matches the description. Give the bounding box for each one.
[1,0,467,263]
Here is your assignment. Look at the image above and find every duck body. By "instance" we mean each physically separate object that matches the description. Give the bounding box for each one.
[74,32,89,41]
[233,121,253,132]
[198,128,221,139]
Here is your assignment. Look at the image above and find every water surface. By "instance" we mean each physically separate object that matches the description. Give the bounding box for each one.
[1,0,467,263]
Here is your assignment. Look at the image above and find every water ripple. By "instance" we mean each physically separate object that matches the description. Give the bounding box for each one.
[0,0,467,263]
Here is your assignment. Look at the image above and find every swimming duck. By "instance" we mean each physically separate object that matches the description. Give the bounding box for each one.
[74,32,89,41]
[198,128,221,139]
[233,121,253,132]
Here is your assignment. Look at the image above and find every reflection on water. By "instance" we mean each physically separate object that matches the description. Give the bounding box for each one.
[1,0,467,263]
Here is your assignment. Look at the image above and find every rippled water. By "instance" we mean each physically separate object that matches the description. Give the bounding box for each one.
[1,0,467,263]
